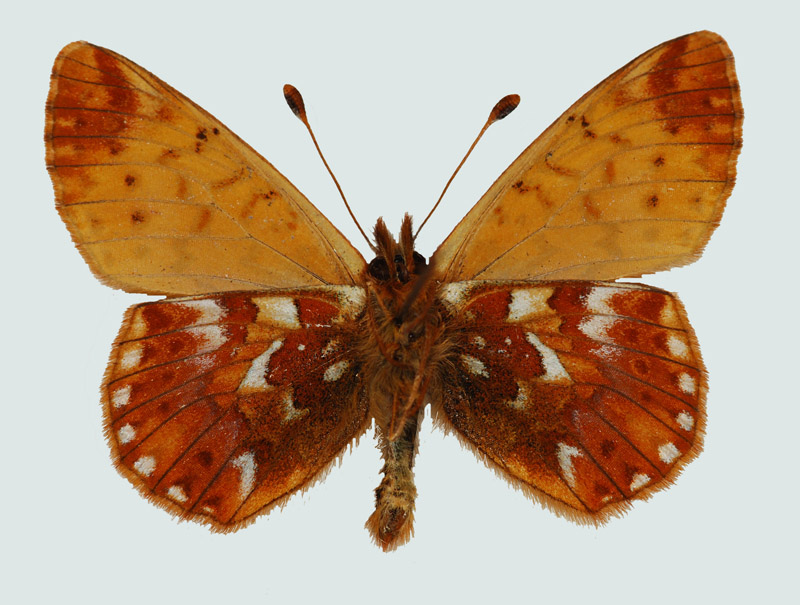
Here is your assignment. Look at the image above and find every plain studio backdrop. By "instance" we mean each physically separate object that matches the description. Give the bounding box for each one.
[3,2,797,604]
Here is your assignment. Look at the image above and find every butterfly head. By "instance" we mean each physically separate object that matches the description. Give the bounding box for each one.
[367,213,427,286]
[365,214,440,348]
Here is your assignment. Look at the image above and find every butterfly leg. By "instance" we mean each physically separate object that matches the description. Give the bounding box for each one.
[365,410,421,551]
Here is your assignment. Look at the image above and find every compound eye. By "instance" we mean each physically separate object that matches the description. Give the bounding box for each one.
[412,251,427,273]
[368,257,390,281]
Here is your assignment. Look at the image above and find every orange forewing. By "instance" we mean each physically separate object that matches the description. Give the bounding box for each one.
[433,31,742,282]
[104,287,368,528]
[435,281,703,520]
[46,42,365,295]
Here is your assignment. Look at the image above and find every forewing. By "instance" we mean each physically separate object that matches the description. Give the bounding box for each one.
[433,31,742,282]
[104,286,368,528]
[46,42,365,295]
[435,281,704,520]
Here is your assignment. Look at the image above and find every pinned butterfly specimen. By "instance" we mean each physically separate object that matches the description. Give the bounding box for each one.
[46,31,742,551]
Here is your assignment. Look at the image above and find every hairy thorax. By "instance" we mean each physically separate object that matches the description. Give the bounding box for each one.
[361,278,450,434]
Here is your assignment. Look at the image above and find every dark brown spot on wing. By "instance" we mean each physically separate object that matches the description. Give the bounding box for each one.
[512,180,530,193]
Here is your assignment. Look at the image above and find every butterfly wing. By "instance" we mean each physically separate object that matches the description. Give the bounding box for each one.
[46,42,365,295]
[434,281,703,519]
[104,287,368,528]
[432,31,742,282]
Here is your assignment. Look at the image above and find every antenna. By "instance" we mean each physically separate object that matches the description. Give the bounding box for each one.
[414,94,520,238]
[283,84,375,251]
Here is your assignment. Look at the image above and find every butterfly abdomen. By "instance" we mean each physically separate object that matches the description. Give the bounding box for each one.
[359,283,459,550]
[364,414,420,551]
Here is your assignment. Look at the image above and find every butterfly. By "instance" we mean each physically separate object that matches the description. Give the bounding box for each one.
[46,31,742,551]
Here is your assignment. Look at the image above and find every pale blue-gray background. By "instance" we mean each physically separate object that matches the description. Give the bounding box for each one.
[4,1,796,603]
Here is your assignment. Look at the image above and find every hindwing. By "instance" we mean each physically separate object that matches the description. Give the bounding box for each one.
[104,286,368,528]
[435,281,703,519]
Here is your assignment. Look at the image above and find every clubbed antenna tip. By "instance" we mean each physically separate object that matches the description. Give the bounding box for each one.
[415,93,521,238]
[283,84,307,121]
[283,84,374,251]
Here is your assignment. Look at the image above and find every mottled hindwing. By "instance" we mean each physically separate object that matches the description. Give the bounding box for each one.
[104,286,368,529]
[432,30,742,282]
[45,42,365,295]
[434,281,704,521]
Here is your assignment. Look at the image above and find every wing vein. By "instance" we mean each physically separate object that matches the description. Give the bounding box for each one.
[152,406,235,492]
[52,160,334,284]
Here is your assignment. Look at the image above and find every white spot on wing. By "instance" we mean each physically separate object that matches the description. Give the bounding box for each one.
[191,353,216,374]
[175,299,226,325]
[557,443,583,488]
[167,485,188,503]
[660,299,679,326]
[658,442,681,464]
[323,360,350,382]
[335,286,366,317]
[297,344,306,351]
[129,310,148,338]
[676,411,694,431]
[579,316,616,343]
[630,473,651,491]
[239,339,283,391]
[117,424,136,445]
[461,354,489,377]
[253,296,300,328]
[111,385,132,408]
[232,452,257,498]
[439,282,473,307]
[525,332,571,383]
[596,344,620,361]
[472,335,486,348]
[585,286,617,314]
[678,372,696,394]
[188,325,228,353]
[579,315,619,362]
[667,334,689,359]
[133,456,156,477]
[119,344,143,370]
[507,287,553,322]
